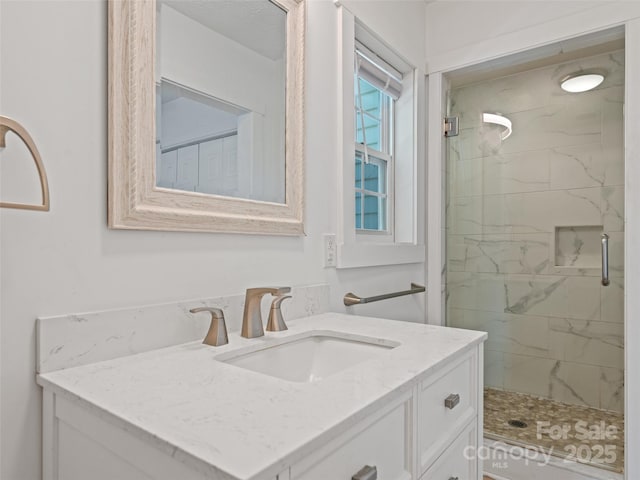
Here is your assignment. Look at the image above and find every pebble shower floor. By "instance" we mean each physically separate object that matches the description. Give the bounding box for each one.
[484,388,624,473]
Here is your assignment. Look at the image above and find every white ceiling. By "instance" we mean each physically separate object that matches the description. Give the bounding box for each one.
[163,0,286,61]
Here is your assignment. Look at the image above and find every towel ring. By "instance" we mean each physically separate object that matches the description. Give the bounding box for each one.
[0,115,50,211]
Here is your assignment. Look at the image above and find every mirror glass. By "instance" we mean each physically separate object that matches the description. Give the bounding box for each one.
[156,0,286,204]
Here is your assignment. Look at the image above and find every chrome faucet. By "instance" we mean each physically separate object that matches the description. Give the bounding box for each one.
[241,287,291,338]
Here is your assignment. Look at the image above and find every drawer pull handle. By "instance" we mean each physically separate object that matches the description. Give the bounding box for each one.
[352,465,377,480]
[448,477,459,480]
[444,393,460,409]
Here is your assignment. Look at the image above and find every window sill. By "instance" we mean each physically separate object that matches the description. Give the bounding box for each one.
[337,242,425,269]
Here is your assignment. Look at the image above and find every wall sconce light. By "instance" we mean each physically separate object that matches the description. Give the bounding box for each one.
[482,113,513,140]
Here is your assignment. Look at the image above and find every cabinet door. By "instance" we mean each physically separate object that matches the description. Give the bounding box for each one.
[58,421,153,480]
[418,350,477,473]
[197,138,224,194]
[291,393,413,480]
[157,149,177,188]
[175,144,198,191]
[48,394,207,480]
[222,135,239,195]
[421,424,477,480]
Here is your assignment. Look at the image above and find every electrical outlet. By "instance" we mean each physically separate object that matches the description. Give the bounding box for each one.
[323,234,337,267]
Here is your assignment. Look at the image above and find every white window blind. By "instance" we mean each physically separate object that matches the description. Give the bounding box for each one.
[355,41,403,100]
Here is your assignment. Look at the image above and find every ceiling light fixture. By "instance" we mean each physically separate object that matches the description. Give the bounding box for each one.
[482,113,512,140]
[560,73,605,93]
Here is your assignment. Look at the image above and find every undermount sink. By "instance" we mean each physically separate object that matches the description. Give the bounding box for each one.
[220,332,398,383]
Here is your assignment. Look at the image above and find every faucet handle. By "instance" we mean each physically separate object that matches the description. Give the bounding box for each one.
[190,307,229,347]
[266,295,292,332]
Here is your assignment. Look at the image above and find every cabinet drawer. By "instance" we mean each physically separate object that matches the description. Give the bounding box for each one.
[417,351,477,472]
[291,394,413,480]
[421,424,477,480]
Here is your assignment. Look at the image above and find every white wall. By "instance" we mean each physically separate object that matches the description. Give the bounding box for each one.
[425,0,640,73]
[344,0,425,68]
[0,1,426,479]
[425,1,605,59]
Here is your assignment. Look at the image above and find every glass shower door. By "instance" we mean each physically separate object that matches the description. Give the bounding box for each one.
[445,48,625,472]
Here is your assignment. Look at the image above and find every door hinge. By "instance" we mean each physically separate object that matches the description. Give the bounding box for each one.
[444,116,459,137]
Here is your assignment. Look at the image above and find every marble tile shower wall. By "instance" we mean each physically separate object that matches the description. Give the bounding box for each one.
[446,50,625,412]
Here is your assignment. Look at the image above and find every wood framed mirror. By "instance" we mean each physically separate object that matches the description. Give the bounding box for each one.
[108,0,304,234]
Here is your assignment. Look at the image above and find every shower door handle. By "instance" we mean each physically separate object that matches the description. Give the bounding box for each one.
[601,233,610,286]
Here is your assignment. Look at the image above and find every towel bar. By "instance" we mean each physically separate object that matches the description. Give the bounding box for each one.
[343,283,425,306]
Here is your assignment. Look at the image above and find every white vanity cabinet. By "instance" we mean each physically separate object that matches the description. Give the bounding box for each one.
[38,314,486,480]
[289,391,414,480]
[41,346,482,480]
[290,348,481,480]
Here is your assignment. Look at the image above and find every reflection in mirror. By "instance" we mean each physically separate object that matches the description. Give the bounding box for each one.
[156,0,286,204]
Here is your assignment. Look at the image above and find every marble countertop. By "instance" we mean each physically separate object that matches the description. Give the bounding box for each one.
[37,313,486,480]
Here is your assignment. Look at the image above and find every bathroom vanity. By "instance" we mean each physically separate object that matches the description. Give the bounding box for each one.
[37,313,486,480]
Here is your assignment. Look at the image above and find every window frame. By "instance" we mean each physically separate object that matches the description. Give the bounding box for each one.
[335,6,425,269]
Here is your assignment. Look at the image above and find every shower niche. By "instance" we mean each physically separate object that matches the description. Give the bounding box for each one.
[554,225,603,269]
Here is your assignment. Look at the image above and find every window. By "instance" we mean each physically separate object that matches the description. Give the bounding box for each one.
[355,150,388,230]
[336,7,425,268]
[354,80,391,231]
[354,44,401,234]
